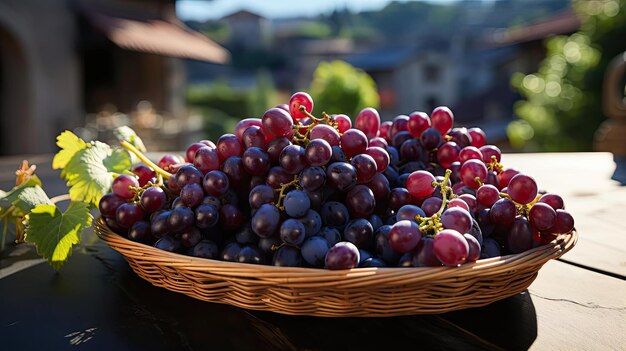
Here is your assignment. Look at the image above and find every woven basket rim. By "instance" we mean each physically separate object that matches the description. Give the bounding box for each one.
[94,217,578,278]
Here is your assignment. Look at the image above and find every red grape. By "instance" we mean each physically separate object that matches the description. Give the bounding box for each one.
[133,165,156,187]
[447,198,469,212]
[310,124,340,146]
[433,229,468,266]
[440,207,473,234]
[436,141,460,168]
[431,106,454,135]
[235,118,263,141]
[507,174,538,205]
[538,193,564,210]
[460,159,488,189]
[529,202,557,231]
[262,107,294,138]
[185,143,207,163]
[112,174,139,199]
[355,107,381,139]
[380,121,393,142]
[340,129,368,158]
[389,115,409,138]
[388,220,421,253]
[476,184,500,207]
[216,134,243,162]
[468,127,486,148]
[479,145,501,164]
[333,114,352,133]
[407,111,431,137]
[369,137,388,148]
[498,168,520,188]
[406,170,436,198]
[193,146,220,174]
[289,92,314,121]
[458,146,483,165]
[365,146,390,172]
[548,209,575,234]
[305,139,332,166]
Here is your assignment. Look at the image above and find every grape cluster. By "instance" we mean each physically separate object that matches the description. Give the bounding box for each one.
[99,92,575,270]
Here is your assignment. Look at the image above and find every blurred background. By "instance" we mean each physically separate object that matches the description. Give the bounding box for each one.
[0,0,624,156]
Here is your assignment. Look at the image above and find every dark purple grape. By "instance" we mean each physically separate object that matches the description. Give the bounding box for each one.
[325,242,360,270]
[392,131,412,148]
[306,190,323,211]
[236,246,265,265]
[128,220,153,244]
[388,220,421,253]
[175,165,203,188]
[242,126,267,149]
[305,139,332,166]
[195,204,219,229]
[360,257,386,267]
[242,147,271,176]
[421,197,443,217]
[375,225,401,265]
[301,236,330,267]
[351,154,377,184]
[388,188,412,212]
[369,214,383,231]
[272,246,302,267]
[480,238,501,259]
[299,167,326,191]
[116,203,144,228]
[464,233,481,262]
[140,186,166,213]
[440,207,473,234]
[168,207,194,233]
[112,174,139,199]
[193,146,220,174]
[343,219,374,249]
[396,205,426,222]
[201,170,229,198]
[266,137,292,164]
[433,229,469,266]
[221,242,242,262]
[258,236,281,256]
[506,216,535,253]
[154,236,181,252]
[399,139,423,161]
[420,128,443,150]
[235,225,258,245]
[280,218,306,246]
[340,129,368,158]
[188,240,219,259]
[386,146,400,166]
[221,157,249,188]
[548,209,574,234]
[283,190,310,218]
[220,204,244,231]
[249,184,275,209]
[367,173,390,201]
[490,198,517,225]
[251,203,280,238]
[202,196,222,209]
[326,162,357,192]
[448,127,472,148]
[412,236,441,267]
[105,216,127,235]
[330,145,348,163]
[297,209,322,237]
[266,166,293,189]
[180,183,204,208]
[216,133,243,162]
[99,193,126,218]
[279,144,306,175]
[180,228,202,247]
[320,227,342,246]
[150,210,171,238]
[345,185,376,219]
[320,201,350,229]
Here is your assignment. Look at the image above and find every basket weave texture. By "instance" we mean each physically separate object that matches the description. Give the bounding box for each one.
[95,217,577,317]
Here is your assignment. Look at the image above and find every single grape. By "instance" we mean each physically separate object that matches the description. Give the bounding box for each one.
[202,170,230,198]
[273,246,303,267]
[468,127,487,148]
[420,127,443,150]
[235,118,263,141]
[220,204,244,231]
[251,203,280,238]
[507,174,538,205]
[379,121,392,142]
[310,124,340,146]
[463,233,481,262]
[116,203,144,228]
[489,198,517,225]
[157,154,184,172]
[388,188,413,211]
[242,146,271,176]
[202,195,222,209]
[320,226,342,246]
[266,166,294,189]
[168,206,194,233]
[289,91,314,121]
[448,128,472,148]
[389,115,410,138]
[447,198,469,212]
[334,114,352,133]
[529,202,557,231]
[392,131,413,148]
[216,134,243,162]
[188,240,219,259]
[249,184,275,209]
[369,214,384,231]
[320,201,350,229]
[242,125,267,149]
[440,207,473,234]
[506,216,535,253]
[537,193,565,210]
[326,162,357,192]
[175,165,204,188]
[354,107,381,139]
[480,238,501,259]
[351,154,377,184]
[396,204,426,222]
[325,242,360,270]
[458,194,477,213]
[433,229,468,266]
[193,146,220,174]
[498,168,520,188]
[330,145,348,163]
[299,166,326,191]
[180,183,204,208]
[237,246,265,265]
[367,172,391,201]
[180,228,202,247]
[368,137,388,149]
[460,159,488,189]
[479,145,501,164]
[374,225,401,265]
[262,107,294,138]
[283,190,310,218]
[304,139,332,166]
[221,242,242,262]
[154,236,181,253]
[112,174,139,199]
[279,144,306,175]
[133,165,156,187]
[195,204,219,229]
[150,210,171,238]
[412,236,441,267]
[422,197,443,217]
[407,111,431,138]
[458,146,483,165]
[279,218,306,246]
[297,209,322,237]
[99,193,126,218]
[386,145,400,166]
[140,185,166,214]
[431,106,454,135]
[388,220,421,253]
[221,156,249,188]
[340,129,368,158]
[128,220,153,244]
[476,184,500,207]
[406,170,436,198]
[343,218,374,249]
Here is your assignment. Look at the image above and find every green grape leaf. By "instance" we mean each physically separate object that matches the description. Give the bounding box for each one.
[52,131,89,170]
[25,202,93,270]
[61,141,132,206]
[113,126,146,152]
[0,175,45,216]
[12,186,52,216]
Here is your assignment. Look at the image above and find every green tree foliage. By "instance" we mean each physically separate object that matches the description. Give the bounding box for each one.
[509,0,626,151]
[309,60,380,119]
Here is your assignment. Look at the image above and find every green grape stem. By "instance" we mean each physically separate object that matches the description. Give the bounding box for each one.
[120,140,172,180]
[488,155,505,173]
[414,169,453,236]
[291,106,341,145]
[274,176,300,210]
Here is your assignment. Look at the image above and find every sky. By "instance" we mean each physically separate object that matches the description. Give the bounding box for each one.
[176,0,462,21]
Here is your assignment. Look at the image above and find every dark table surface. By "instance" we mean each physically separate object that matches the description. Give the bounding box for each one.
[1,152,625,351]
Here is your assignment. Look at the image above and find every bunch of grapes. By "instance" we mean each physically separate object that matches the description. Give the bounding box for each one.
[99,92,575,270]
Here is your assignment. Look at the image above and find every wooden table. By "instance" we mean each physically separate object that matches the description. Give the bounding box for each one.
[1,152,624,350]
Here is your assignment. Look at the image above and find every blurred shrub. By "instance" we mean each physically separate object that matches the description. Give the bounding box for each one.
[510,0,626,151]
[309,60,380,119]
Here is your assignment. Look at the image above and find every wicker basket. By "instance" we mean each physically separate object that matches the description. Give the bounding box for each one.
[94,217,577,317]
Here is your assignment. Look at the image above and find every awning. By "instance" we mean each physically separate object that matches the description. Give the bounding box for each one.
[88,13,230,64]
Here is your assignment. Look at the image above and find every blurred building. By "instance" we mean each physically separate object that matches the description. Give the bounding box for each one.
[221,10,272,49]
[0,0,228,155]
